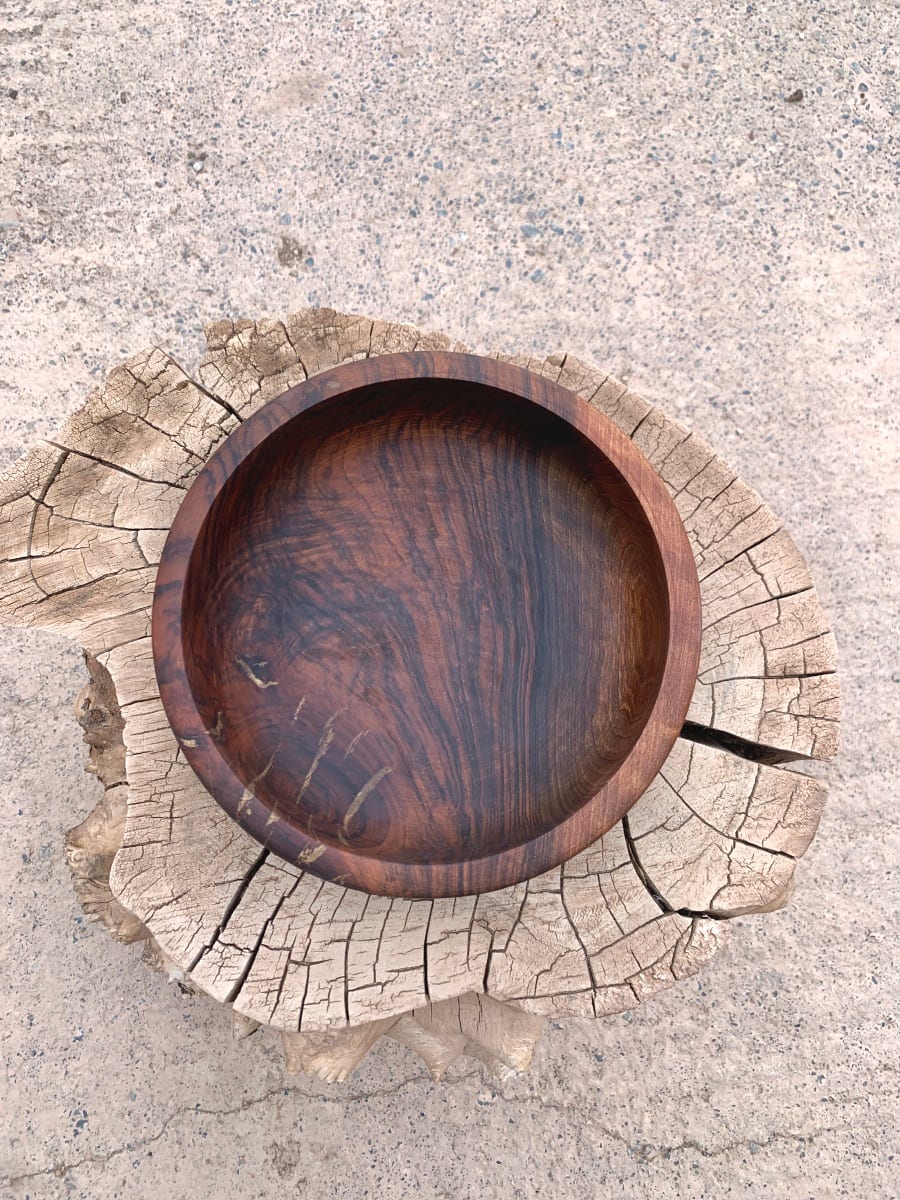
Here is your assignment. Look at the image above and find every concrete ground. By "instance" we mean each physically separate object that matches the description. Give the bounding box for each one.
[1,1,897,1196]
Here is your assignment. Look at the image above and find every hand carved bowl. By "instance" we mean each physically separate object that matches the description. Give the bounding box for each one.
[153,353,701,898]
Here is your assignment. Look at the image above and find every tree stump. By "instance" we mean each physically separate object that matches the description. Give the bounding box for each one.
[0,309,839,1082]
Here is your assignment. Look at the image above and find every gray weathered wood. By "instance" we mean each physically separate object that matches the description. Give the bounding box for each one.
[0,310,839,1080]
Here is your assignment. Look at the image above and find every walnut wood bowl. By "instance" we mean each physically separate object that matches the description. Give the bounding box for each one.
[152,353,701,898]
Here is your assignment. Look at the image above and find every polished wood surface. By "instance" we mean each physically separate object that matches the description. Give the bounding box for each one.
[152,353,701,897]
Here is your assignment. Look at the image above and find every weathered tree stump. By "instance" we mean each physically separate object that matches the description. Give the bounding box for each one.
[0,309,839,1081]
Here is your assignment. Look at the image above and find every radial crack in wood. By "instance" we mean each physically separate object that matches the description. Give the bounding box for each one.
[554,354,840,762]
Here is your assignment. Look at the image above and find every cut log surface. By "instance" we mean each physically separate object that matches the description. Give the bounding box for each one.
[0,310,839,1081]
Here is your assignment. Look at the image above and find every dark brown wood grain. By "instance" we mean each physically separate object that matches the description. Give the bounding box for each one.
[152,353,701,898]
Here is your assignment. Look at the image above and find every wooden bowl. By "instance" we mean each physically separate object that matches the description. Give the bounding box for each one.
[153,353,701,898]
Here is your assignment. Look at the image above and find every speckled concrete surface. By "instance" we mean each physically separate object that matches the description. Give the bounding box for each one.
[1,2,898,1196]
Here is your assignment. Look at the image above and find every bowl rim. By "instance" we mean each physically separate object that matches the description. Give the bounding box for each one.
[152,351,701,898]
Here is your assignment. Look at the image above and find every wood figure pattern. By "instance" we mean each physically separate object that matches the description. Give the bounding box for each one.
[153,356,702,897]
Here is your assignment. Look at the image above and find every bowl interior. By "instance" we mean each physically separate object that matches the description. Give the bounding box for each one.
[179,374,669,870]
